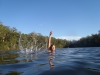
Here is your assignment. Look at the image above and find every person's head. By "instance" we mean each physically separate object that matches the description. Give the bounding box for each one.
[50,44,55,51]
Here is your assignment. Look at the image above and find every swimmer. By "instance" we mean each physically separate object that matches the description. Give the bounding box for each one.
[47,31,55,53]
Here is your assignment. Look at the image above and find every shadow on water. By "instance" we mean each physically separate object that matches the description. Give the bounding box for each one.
[0,47,100,75]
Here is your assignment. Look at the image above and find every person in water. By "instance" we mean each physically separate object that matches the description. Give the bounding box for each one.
[47,31,55,69]
[48,31,55,53]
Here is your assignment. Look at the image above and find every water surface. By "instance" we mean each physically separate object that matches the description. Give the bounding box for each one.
[0,47,100,75]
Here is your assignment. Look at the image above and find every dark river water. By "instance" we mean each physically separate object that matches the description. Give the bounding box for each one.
[0,47,100,75]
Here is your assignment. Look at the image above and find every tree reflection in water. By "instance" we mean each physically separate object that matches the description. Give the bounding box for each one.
[5,71,23,75]
[0,50,19,64]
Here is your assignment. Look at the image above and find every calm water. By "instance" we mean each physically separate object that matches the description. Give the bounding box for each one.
[0,47,100,75]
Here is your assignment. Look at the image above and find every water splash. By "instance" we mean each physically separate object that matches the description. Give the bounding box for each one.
[18,34,47,54]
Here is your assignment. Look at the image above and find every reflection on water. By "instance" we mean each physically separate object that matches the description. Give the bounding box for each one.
[0,50,19,64]
[0,47,100,75]
[48,53,55,70]
[5,71,23,75]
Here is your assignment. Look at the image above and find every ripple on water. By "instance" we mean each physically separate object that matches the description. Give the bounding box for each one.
[0,47,100,75]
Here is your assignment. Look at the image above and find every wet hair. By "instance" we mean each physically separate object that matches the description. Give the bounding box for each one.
[49,43,55,50]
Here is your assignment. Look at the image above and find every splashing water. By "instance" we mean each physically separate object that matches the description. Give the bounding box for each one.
[18,34,47,54]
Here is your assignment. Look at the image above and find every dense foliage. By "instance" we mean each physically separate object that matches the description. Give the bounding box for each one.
[0,23,68,50]
[65,31,100,48]
[0,22,100,50]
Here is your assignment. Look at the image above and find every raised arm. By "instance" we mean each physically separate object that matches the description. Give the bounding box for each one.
[48,31,52,49]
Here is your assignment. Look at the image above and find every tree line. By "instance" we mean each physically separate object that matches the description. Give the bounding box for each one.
[64,31,100,48]
[0,22,100,50]
[0,23,68,50]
